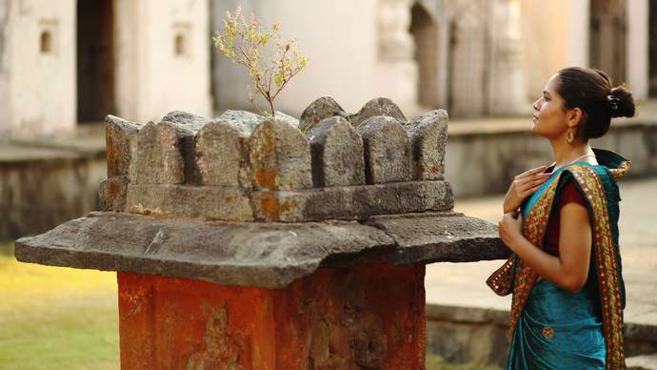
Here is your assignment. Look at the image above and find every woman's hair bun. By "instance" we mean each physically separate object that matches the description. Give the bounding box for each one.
[608,86,636,119]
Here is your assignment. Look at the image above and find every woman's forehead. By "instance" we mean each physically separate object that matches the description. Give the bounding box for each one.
[542,75,562,96]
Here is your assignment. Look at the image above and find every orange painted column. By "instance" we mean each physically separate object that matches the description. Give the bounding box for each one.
[118,262,426,369]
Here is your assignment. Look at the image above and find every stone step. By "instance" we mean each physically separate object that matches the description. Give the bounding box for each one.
[628,353,657,370]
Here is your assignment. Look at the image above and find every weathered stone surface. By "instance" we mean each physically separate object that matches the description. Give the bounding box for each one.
[365,212,509,263]
[405,109,449,180]
[118,262,424,369]
[349,97,407,128]
[299,96,348,133]
[126,184,253,221]
[250,118,312,191]
[126,180,452,223]
[358,116,412,184]
[308,116,365,187]
[14,211,504,287]
[105,115,143,178]
[626,353,657,370]
[134,121,188,184]
[99,176,130,212]
[273,111,299,129]
[251,181,453,222]
[426,304,510,367]
[0,144,105,241]
[161,110,210,131]
[193,121,250,186]
[15,212,395,287]
[216,110,263,133]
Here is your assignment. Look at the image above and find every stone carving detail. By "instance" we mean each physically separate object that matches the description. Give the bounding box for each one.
[358,116,412,184]
[308,116,365,187]
[299,96,348,133]
[100,97,451,222]
[100,115,144,212]
[404,109,449,180]
[251,119,312,191]
[349,97,407,128]
[194,121,249,187]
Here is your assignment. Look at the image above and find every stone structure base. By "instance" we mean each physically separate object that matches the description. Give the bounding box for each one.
[118,262,426,370]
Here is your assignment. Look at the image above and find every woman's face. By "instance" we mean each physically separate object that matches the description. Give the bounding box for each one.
[532,75,568,139]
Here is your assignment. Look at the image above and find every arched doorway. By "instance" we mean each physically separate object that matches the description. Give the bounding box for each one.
[77,0,115,123]
[448,0,488,117]
[589,0,627,84]
[410,3,438,109]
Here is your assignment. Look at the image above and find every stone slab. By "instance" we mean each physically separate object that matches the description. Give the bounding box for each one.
[99,176,130,212]
[627,353,657,370]
[15,211,503,288]
[125,181,452,223]
[251,181,454,222]
[126,184,254,222]
[365,212,509,264]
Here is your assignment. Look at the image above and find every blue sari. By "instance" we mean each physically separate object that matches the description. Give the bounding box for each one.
[502,149,628,370]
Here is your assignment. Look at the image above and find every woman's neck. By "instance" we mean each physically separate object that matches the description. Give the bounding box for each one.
[550,141,595,169]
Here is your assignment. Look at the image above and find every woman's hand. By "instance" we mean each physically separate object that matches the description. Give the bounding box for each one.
[503,165,550,213]
[498,212,524,252]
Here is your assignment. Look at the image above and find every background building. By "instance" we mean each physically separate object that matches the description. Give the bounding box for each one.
[0,0,654,136]
[0,0,211,140]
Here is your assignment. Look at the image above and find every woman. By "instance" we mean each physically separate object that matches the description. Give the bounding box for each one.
[489,67,635,369]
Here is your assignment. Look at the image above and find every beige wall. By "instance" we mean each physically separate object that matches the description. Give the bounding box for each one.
[213,0,396,116]
[521,0,574,98]
[115,0,211,123]
[4,0,76,139]
[522,0,650,101]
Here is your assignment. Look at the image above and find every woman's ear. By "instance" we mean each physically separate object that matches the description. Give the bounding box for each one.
[567,108,584,128]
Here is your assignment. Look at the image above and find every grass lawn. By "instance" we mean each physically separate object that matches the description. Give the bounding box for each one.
[0,243,119,370]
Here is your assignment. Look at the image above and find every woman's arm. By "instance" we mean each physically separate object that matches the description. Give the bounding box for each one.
[498,202,592,293]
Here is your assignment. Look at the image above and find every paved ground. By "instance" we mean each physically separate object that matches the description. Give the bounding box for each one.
[425,176,657,327]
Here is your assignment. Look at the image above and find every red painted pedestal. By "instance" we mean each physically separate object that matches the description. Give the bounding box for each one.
[118,262,426,369]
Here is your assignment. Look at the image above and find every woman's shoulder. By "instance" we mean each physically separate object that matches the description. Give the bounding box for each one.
[558,163,620,204]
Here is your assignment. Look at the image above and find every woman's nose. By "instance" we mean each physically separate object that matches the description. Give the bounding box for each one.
[532,99,541,111]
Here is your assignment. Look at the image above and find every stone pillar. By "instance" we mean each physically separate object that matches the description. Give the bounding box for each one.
[435,1,451,110]
[448,0,488,117]
[488,0,528,115]
[16,98,506,369]
[626,0,649,100]
[376,0,419,115]
[118,263,425,370]
[567,0,590,67]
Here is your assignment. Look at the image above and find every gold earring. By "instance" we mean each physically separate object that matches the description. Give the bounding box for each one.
[566,129,575,144]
